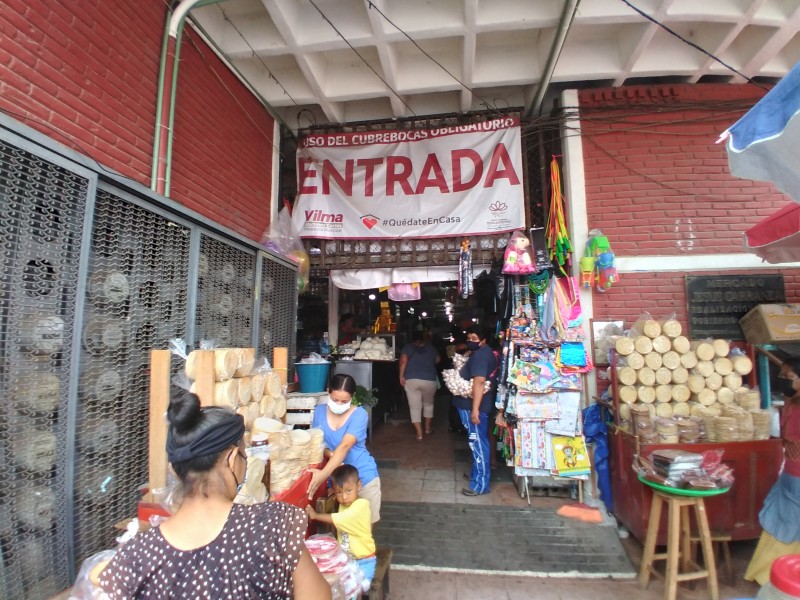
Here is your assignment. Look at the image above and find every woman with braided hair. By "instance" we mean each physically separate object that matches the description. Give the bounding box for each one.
[100,388,330,599]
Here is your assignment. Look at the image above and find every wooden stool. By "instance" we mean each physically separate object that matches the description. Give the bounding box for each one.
[638,490,719,600]
[689,532,735,587]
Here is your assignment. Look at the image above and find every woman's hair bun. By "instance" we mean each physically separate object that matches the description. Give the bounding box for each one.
[167,388,203,435]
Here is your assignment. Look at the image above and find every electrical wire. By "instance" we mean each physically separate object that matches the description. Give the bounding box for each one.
[216,4,299,107]
[306,0,417,117]
[365,0,504,116]
[619,0,769,90]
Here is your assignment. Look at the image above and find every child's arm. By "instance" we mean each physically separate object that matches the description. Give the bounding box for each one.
[305,504,335,525]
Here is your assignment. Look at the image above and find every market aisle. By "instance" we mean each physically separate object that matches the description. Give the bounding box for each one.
[367,392,762,599]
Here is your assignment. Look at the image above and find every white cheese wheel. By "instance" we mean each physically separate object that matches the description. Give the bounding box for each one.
[671,384,690,403]
[705,372,723,391]
[662,351,680,370]
[615,337,635,356]
[671,367,689,385]
[655,384,673,403]
[679,352,698,370]
[626,352,645,370]
[717,387,735,405]
[637,386,656,404]
[671,336,690,354]
[644,352,663,370]
[732,355,753,376]
[714,357,733,376]
[655,367,672,385]
[652,336,671,354]
[214,349,238,381]
[637,368,656,386]
[661,320,682,338]
[687,375,706,394]
[713,339,730,358]
[691,342,715,362]
[619,386,638,404]
[723,373,743,390]
[617,367,637,386]
[641,320,662,339]
[634,336,653,355]
[694,360,714,377]
[237,377,252,406]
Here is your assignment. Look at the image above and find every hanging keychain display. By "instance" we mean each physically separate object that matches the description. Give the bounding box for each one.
[458,238,473,299]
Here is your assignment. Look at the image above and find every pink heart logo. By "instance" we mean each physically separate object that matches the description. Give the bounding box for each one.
[362,217,378,229]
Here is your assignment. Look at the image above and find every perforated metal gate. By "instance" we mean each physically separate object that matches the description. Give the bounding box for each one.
[71,189,193,567]
[0,125,297,599]
[1,140,89,600]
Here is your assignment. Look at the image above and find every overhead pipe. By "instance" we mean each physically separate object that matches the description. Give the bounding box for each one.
[152,0,221,196]
[525,0,581,118]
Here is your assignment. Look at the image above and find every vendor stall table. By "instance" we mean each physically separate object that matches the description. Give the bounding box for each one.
[610,428,783,544]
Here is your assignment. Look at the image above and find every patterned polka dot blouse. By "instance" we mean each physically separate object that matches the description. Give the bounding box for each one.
[100,502,307,599]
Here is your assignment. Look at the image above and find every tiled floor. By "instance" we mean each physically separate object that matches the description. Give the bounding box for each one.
[368,392,763,599]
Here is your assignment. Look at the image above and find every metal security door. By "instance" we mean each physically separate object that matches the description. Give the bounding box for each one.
[0,140,92,599]
[70,188,191,566]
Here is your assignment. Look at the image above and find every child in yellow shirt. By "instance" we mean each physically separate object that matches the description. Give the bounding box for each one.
[305,464,377,588]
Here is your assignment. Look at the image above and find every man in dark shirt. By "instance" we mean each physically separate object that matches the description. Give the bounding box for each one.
[452,326,497,496]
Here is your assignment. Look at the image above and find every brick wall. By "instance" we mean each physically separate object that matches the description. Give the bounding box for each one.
[1,0,273,241]
[579,84,800,331]
[579,85,790,256]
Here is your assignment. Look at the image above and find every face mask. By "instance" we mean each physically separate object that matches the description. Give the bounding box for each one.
[466,341,481,351]
[777,378,796,397]
[232,450,247,494]
[328,400,352,415]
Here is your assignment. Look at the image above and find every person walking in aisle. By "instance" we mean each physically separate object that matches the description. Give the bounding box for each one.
[399,329,441,440]
[745,357,800,584]
[453,326,498,496]
[307,373,382,524]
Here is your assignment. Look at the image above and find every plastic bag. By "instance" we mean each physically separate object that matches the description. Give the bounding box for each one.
[69,549,116,600]
[298,352,328,364]
[261,208,309,292]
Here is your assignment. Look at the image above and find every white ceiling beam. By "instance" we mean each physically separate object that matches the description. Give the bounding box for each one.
[734,6,800,82]
[260,0,344,123]
[687,0,766,83]
[460,0,478,112]
[364,0,409,118]
[613,0,676,86]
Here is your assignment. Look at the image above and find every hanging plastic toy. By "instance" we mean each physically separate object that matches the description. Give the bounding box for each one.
[586,229,618,292]
[546,157,572,276]
[502,230,536,275]
[579,254,595,289]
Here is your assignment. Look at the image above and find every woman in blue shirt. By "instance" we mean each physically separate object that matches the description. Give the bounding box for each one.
[307,374,381,524]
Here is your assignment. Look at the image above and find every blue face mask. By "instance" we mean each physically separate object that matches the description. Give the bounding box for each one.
[466,341,481,351]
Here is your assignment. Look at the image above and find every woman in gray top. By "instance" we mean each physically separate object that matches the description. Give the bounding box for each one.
[399,330,441,440]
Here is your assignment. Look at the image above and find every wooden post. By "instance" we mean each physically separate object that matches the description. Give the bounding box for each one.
[148,350,171,495]
[193,350,216,407]
[273,346,288,387]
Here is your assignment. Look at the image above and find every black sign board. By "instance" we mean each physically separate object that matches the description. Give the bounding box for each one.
[686,275,785,340]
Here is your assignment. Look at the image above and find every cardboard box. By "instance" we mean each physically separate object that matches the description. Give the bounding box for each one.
[739,304,800,345]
